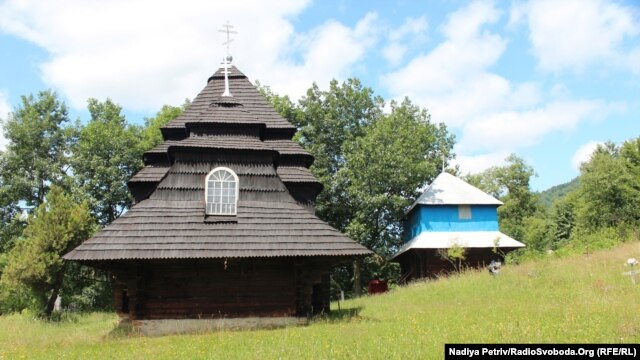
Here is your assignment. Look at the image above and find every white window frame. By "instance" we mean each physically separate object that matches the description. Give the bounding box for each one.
[458,205,472,220]
[205,167,239,216]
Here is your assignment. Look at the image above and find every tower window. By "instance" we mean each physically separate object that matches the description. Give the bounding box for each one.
[458,205,471,220]
[205,167,238,215]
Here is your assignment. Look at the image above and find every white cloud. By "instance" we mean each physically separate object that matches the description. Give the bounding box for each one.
[381,1,509,127]
[458,100,607,153]
[381,0,622,176]
[572,141,604,170]
[389,16,428,42]
[0,91,11,151]
[0,0,380,111]
[382,16,428,66]
[514,0,639,72]
[382,42,408,66]
[454,150,510,175]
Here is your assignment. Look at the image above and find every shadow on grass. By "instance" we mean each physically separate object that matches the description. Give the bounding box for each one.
[312,306,369,324]
[105,319,141,339]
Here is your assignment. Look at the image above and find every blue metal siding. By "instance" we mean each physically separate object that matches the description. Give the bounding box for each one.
[403,205,499,242]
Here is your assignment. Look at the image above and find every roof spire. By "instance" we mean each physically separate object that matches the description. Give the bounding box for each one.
[218,21,237,97]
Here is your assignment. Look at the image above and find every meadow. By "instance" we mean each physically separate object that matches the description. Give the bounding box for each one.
[1,242,639,359]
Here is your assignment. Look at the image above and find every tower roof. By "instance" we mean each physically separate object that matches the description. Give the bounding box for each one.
[407,172,503,213]
[162,66,296,131]
[64,63,372,262]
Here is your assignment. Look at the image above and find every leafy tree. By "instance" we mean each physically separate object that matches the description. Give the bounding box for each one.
[264,81,454,295]
[0,186,95,318]
[576,141,640,231]
[71,98,144,225]
[0,90,75,209]
[437,244,467,273]
[0,167,25,253]
[550,193,578,247]
[466,154,540,241]
[521,215,554,252]
[339,98,454,293]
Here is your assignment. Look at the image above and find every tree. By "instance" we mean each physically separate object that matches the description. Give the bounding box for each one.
[437,244,467,273]
[0,90,74,209]
[0,186,95,318]
[339,98,454,293]
[0,155,25,253]
[71,98,144,225]
[294,80,385,240]
[263,80,454,296]
[576,141,640,231]
[466,154,540,241]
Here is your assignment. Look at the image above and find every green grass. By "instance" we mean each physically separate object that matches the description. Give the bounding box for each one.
[2,242,640,359]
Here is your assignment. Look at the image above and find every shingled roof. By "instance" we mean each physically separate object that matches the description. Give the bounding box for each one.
[163,66,295,131]
[65,64,371,262]
[406,172,503,214]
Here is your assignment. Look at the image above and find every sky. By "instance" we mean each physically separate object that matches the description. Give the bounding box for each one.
[0,0,638,191]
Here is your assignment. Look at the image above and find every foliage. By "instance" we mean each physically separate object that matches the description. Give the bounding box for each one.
[508,137,640,261]
[1,243,639,358]
[521,215,555,252]
[466,154,540,242]
[71,98,144,225]
[437,243,467,273]
[265,81,454,294]
[0,90,75,209]
[537,177,579,208]
[0,186,95,317]
[575,142,640,231]
[340,98,454,254]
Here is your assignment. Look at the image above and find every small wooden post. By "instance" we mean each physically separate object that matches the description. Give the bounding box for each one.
[622,270,640,285]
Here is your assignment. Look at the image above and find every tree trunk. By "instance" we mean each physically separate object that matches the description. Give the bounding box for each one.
[353,259,362,297]
[44,270,65,318]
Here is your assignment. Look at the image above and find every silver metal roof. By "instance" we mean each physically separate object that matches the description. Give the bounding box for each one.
[391,230,525,259]
[407,172,503,213]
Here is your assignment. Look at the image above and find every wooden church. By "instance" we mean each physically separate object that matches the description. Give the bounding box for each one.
[391,172,525,280]
[63,54,371,326]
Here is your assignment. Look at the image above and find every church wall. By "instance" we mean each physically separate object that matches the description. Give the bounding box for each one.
[404,205,499,241]
[112,258,332,320]
[397,248,514,281]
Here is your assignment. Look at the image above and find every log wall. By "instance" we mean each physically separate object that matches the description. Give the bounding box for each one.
[111,257,333,320]
[397,248,519,282]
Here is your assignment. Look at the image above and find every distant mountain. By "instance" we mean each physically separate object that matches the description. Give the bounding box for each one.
[538,177,580,207]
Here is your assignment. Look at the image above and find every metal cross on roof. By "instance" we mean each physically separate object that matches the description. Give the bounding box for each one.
[218,21,237,97]
[219,21,237,61]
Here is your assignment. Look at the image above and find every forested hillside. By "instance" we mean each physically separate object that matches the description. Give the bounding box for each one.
[538,177,580,207]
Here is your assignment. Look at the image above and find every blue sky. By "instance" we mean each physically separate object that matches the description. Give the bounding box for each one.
[0,0,639,191]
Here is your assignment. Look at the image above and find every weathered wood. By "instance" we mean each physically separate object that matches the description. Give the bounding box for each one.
[110,258,336,320]
[397,248,521,282]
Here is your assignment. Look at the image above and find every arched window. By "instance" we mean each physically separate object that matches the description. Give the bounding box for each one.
[205,167,238,215]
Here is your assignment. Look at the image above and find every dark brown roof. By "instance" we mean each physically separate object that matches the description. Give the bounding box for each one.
[66,65,371,262]
[264,139,309,155]
[163,66,295,131]
[277,167,318,183]
[63,199,370,260]
[147,136,276,154]
[129,166,170,183]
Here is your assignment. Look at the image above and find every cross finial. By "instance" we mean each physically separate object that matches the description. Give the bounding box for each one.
[219,21,237,61]
[218,21,237,97]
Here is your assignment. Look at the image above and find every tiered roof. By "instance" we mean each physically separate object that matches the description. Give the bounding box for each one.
[65,65,371,261]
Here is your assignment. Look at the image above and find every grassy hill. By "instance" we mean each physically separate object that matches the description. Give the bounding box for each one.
[1,242,639,359]
[538,177,580,207]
